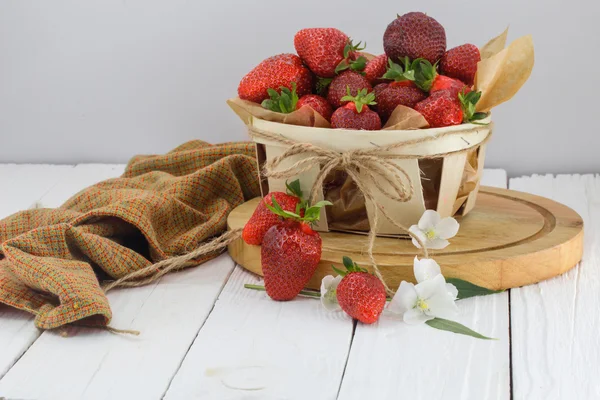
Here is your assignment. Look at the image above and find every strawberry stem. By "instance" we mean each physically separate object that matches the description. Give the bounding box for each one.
[265,194,332,223]
[382,57,416,82]
[412,58,438,92]
[261,82,299,113]
[335,40,368,74]
[244,283,320,298]
[458,90,488,123]
[340,87,376,113]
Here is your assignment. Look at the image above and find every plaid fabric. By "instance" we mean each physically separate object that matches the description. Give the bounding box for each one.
[0,141,260,329]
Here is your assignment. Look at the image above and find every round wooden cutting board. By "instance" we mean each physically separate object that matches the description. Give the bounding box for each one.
[227,187,584,290]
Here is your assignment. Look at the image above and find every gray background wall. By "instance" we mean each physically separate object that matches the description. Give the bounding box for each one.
[0,0,596,176]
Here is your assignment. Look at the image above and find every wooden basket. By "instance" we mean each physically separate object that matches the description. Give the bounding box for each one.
[250,116,492,235]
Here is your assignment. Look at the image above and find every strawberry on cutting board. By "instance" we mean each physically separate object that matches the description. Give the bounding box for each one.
[242,180,304,245]
[238,54,313,104]
[383,12,446,65]
[331,88,381,130]
[294,28,367,78]
[261,198,332,301]
[335,256,387,324]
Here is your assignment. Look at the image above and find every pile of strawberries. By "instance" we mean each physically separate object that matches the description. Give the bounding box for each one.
[243,181,387,324]
[238,12,486,130]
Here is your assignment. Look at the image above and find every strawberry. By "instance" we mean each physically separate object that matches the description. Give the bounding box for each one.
[334,256,387,324]
[331,89,381,130]
[261,198,332,301]
[238,54,312,104]
[430,75,472,98]
[440,44,481,86]
[412,58,471,98]
[383,12,446,65]
[296,94,334,121]
[364,54,389,85]
[375,58,426,121]
[242,180,304,245]
[294,28,366,78]
[414,90,463,128]
[327,71,372,109]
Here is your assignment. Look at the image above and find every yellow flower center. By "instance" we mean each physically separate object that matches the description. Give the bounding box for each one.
[425,229,437,240]
[416,299,429,311]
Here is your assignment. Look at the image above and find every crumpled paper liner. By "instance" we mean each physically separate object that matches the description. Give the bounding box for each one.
[475,30,534,112]
[227,98,330,128]
[383,105,429,130]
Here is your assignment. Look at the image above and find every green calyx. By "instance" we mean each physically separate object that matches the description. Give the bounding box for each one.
[315,77,333,96]
[458,90,488,123]
[265,193,332,224]
[412,58,439,92]
[335,40,368,74]
[382,57,416,82]
[261,82,299,113]
[340,87,376,113]
[332,256,369,276]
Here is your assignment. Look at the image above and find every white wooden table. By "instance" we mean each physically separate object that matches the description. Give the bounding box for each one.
[0,164,597,400]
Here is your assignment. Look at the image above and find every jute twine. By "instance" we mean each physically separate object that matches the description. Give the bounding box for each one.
[88,123,491,334]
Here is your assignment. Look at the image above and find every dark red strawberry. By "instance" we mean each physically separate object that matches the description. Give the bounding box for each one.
[334,257,387,324]
[375,58,426,121]
[364,54,389,85]
[383,12,446,64]
[440,44,481,85]
[296,94,333,121]
[238,54,312,103]
[414,90,463,127]
[430,75,472,98]
[331,89,381,130]
[327,71,372,109]
[375,83,426,122]
[261,199,332,301]
[294,28,366,78]
[242,180,304,245]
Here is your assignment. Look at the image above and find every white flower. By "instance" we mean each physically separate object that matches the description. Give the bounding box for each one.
[320,275,343,311]
[409,210,459,250]
[388,274,459,325]
[413,256,458,300]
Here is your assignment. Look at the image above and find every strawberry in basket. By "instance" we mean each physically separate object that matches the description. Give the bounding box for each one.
[331,88,381,130]
[261,198,332,301]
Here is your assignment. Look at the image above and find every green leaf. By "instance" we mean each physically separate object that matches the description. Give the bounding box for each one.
[260,99,277,112]
[349,56,367,72]
[446,278,504,300]
[285,179,303,198]
[471,112,488,121]
[315,77,332,95]
[335,59,350,74]
[426,318,496,340]
[332,265,347,276]
[342,256,354,270]
[412,58,437,92]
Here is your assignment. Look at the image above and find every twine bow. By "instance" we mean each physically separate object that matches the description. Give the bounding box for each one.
[250,124,492,295]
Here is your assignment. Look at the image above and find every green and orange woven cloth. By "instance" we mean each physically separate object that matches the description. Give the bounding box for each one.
[0,140,260,329]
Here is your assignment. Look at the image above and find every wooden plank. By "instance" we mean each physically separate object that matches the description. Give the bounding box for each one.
[164,266,354,399]
[509,174,600,399]
[0,164,74,378]
[0,254,236,400]
[337,169,510,400]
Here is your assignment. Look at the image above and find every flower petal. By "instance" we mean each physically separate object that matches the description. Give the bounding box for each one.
[409,226,427,249]
[418,210,441,231]
[426,290,459,320]
[446,283,458,300]
[320,275,342,312]
[413,257,442,283]
[403,308,434,325]
[427,237,450,250]
[436,217,460,240]
[388,281,417,315]
[415,274,447,300]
